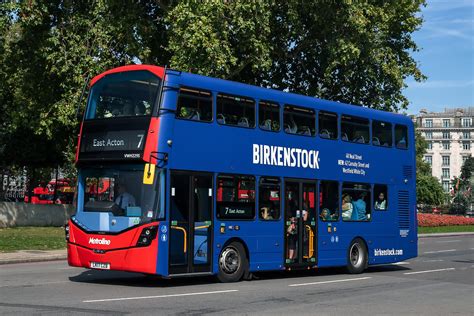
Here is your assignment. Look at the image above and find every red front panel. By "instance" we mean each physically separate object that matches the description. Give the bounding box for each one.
[143,117,160,164]
[67,220,159,274]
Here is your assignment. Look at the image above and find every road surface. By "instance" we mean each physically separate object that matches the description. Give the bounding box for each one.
[0,235,473,315]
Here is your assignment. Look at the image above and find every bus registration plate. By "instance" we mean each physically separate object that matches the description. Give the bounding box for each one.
[90,262,110,270]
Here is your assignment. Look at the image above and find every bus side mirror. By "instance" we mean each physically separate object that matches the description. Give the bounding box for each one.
[143,163,156,185]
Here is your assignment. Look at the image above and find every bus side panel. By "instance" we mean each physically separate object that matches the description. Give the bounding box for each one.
[213,219,285,274]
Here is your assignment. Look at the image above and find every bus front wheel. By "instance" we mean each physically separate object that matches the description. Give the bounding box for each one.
[346,238,367,274]
[217,242,248,283]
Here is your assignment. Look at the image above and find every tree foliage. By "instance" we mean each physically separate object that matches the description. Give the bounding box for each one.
[0,1,426,177]
[450,156,474,214]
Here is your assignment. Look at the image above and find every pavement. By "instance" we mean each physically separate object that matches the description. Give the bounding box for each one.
[0,232,473,265]
[0,234,472,315]
[0,249,67,265]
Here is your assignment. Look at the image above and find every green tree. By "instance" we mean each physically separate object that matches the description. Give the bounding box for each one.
[415,129,445,206]
[0,1,169,184]
[166,1,272,80]
[450,156,474,214]
[167,1,426,112]
[0,1,428,194]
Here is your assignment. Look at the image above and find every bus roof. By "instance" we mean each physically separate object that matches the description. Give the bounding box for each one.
[88,64,413,126]
[167,68,413,127]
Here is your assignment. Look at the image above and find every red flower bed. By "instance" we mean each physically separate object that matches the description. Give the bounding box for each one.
[418,213,474,227]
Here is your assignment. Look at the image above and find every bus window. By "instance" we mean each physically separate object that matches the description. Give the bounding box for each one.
[395,124,408,149]
[374,184,388,210]
[341,183,371,221]
[216,174,255,219]
[259,101,280,132]
[217,94,255,128]
[259,177,280,220]
[341,115,369,144]
[372,121,392,147]
[319,111,338,139]
[319,181,339,221]
[176,88,212,122]
[283,105,315,136]
[86,70,158,119]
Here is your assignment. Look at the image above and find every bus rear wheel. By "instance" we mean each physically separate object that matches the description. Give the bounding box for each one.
[217,242,247,283]
[346,238,367,274]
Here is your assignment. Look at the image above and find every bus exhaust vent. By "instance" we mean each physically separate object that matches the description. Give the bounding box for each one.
[398,190,410,228]
[403,165,413,180]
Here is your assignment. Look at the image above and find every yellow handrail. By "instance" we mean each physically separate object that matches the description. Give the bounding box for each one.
[303,225,314,259]
[171,226,187,253]
[195,225,211,230]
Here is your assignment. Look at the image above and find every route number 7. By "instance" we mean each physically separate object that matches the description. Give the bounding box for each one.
[137,134,144,148]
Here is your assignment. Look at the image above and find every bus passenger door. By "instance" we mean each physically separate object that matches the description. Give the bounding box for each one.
[284,180,317,266]
[169,172,213,275]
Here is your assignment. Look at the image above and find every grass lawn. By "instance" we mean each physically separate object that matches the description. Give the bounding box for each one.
[418,225,474,234]
[0,225,473,252]
[0,227,66,252]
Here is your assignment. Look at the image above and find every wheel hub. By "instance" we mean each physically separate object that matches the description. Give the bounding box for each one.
[350,243,363,267]
[220,247,240,274]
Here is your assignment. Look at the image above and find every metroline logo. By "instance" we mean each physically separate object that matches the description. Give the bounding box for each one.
[89,237,111,245]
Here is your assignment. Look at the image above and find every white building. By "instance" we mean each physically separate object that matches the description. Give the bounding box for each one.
[415,107,474,192]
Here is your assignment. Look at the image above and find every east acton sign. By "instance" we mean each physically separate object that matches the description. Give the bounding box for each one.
[253,144,320,169]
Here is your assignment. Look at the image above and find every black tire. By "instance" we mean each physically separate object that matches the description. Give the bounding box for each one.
[346,238,368,274]
[217,242,248,283]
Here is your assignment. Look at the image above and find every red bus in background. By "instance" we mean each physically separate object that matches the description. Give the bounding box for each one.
[24,178,75,204]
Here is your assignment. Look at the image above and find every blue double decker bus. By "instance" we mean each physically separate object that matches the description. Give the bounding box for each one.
[66,64,417,282]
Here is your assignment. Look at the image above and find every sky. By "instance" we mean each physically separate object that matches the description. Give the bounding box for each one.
[404,0,474,115]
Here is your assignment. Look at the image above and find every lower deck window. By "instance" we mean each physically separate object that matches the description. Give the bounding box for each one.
[319,181,339,221]
[374,184,388,210]
[259,177,280,220]
[216,174,255,219]
[341,183,371,221]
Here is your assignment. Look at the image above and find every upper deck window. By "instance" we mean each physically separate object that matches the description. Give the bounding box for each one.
[395,124,408,149]
[259,101,280,132]
[217,94,255,128]
[176,88,212,122]
[319,111,338,139]
[341,115,369,144]
[283,105,315,136]
[372,120,392,147]
[86,71,160,120]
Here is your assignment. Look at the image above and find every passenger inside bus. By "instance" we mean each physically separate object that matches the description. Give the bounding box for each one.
[352,192,367,220]
[284,115,298,134]
[260,207,273,220]
[319,181,339,221]
[341,194,353,220]
[374,192,387,210]
[319,208,335,221]
[287,217,297,260]
[134,102,147,116]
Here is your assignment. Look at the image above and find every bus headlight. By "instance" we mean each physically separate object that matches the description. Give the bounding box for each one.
[136,226,158,247]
